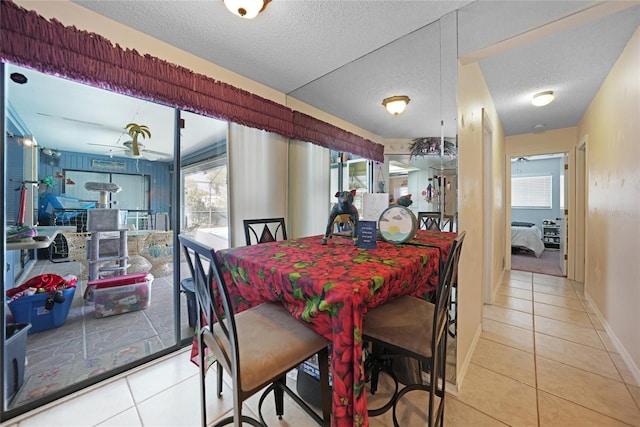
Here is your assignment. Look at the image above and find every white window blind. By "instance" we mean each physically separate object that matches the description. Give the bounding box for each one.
[512,175,552,208]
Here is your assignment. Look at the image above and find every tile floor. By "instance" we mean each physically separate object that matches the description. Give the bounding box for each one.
[3,271,640,426]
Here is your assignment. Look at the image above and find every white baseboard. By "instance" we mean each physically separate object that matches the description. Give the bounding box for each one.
[453,322,483,393]
[584,291,640,385]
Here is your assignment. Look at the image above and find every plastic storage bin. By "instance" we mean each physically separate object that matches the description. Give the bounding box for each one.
[8,288,76,334]
[90,273,153,318]
[5,323,31,400]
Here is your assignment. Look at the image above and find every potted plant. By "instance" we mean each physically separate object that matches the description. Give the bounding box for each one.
[408,137,457,160]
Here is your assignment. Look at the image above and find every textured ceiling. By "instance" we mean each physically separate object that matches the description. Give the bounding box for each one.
[5,1,640,159]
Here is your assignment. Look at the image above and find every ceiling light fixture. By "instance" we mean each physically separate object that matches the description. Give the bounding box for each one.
[531,90,554,107]
[382,95,411,116]
[223,0,271,19]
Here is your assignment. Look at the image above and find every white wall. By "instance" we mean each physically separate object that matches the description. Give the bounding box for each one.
[578,28,640,382]
[457,61,506,386]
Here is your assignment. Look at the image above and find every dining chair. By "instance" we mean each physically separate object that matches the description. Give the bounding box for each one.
[243,217,287,246]
[417,212,442,231]
[363,231,466,427]
[178,235,331,427]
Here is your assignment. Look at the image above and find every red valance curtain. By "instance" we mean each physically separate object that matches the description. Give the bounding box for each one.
[292,112,384,162]
[0,0,385,162]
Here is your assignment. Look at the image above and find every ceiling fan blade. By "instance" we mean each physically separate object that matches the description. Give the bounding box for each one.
[89,143,122,148]
[142,148,172,157]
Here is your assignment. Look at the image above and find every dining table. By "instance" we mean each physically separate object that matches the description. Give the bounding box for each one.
[194,229,456,427]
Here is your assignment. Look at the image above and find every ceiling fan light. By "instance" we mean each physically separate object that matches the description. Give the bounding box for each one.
[532,90,554,107]
[223,0,269,19]
[382,95,410,115]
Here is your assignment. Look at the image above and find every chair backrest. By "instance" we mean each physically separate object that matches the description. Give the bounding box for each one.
[433,231,466,346]
[243,218,287,246]
[417,212,441,231]
[178,235,239,379]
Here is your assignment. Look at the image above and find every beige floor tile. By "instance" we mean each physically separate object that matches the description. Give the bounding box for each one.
[589,313,606,330]
[493,294,533,313]
[506,270,533,282]
[484,305,533,330]
[533,282,579,298]
[360,370,449,427]
[534,316,604,349]
[576,291,588,301]
[571,282,585,293]
[136,369,234,427]
[17,379,135,427]
[126,348,199,403]
[537,390,631,427]
[629,384,640,408]
[533,302,593,327]
[534,333,622,381]
[532,274,572,287]
[366,387,440,427]
[365,371,398,415]
[536,357,640,426]
[503,277,532,291]
[481,318,534,353]
[497,286,532,300]
[471,338,536,386]
[533,291,587,311]
[95,407,143,427]
[444,396,509,426]
[597,329,618,352]
[610,352,640,387]
[244,380,322,427]
[571,283,586,301]
[457,363,538,426]
[580,298,596,313]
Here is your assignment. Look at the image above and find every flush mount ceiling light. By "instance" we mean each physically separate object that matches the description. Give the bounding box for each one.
[382,95,411,116]
[531,90,555,107]
[223,0,271,19]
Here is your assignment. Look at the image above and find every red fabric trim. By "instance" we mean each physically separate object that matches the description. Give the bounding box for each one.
[293,111,385,162]
[0,0,384,162]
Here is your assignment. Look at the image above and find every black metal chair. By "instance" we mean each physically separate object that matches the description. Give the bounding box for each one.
[243,218,287,246]
[417,212,442,231]
[363,231,466,426]
[178,235,331,427]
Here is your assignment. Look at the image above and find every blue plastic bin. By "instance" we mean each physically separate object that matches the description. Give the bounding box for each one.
[8,287,76,334]
[5,323,31,400]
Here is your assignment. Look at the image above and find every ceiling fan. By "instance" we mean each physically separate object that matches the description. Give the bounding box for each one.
[89,122,171,160]
[89,140,172,160]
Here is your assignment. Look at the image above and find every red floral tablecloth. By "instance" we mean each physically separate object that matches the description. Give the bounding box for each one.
[204,230,455,427]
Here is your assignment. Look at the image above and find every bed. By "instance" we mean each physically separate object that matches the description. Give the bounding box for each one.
[511,222,545,257]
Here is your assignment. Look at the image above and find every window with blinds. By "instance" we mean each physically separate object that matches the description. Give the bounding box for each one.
[511,175,552,208]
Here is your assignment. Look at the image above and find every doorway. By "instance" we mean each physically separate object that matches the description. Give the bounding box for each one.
[510,153,567,277]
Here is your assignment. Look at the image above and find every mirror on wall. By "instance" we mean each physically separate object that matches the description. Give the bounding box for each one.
[287,12,460,383]
[385,145,458,384]
[2,63,226,414]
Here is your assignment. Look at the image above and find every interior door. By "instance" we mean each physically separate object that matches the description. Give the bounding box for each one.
[562,153,569,275]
